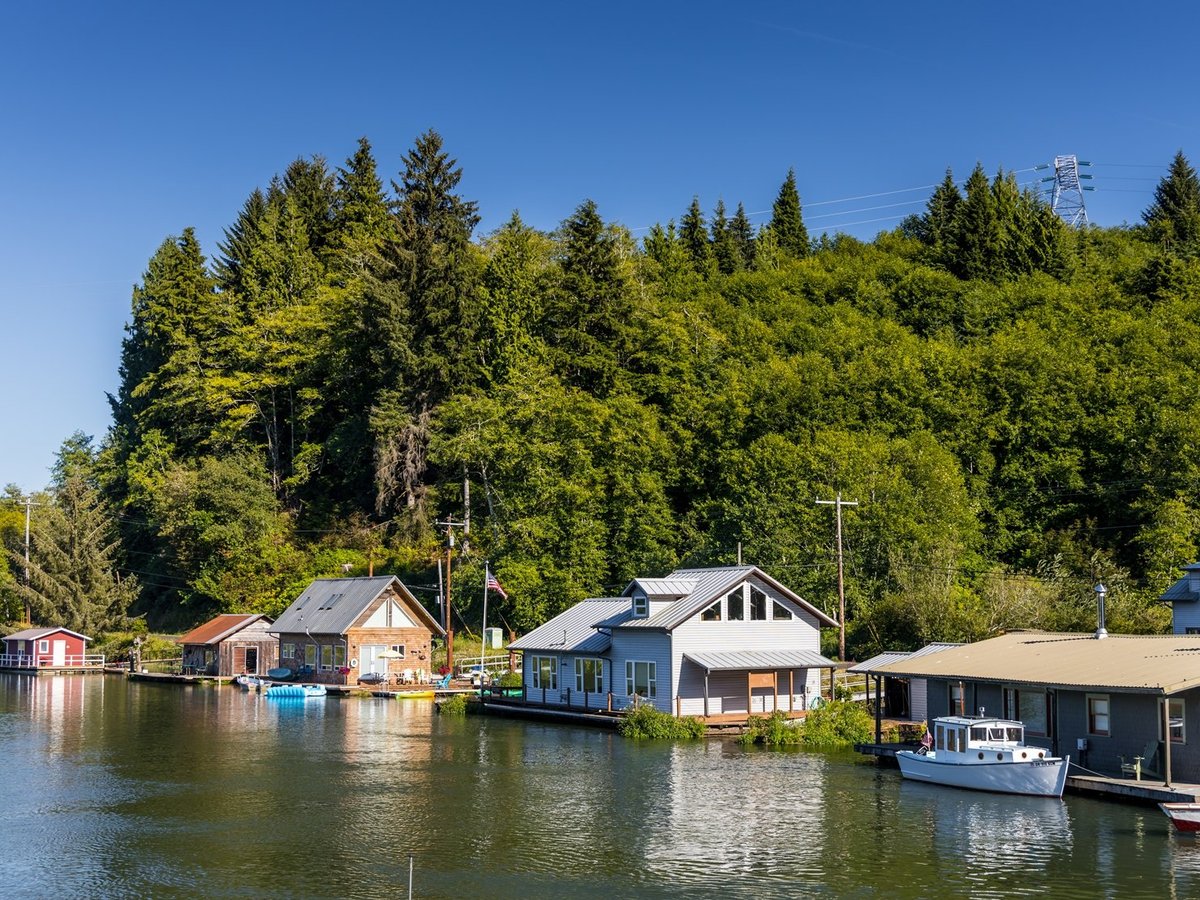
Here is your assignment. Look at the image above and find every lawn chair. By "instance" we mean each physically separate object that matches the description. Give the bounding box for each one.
[434,672,452,690]
[1120,740,1161,780]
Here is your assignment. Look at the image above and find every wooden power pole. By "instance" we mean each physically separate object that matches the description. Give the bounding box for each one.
[816,493,858,662]
[437,519,465,674]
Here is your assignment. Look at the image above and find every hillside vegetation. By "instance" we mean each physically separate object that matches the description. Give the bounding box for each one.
[6,137,1200,658]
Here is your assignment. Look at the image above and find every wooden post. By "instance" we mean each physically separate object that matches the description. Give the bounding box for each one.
[1165,700,1173,788]
[773,671,779,713]
[747,674,752,718]
[704,671,710,718]
[789,670,794,714]
[607,691,612,712]
[676,695,681,717]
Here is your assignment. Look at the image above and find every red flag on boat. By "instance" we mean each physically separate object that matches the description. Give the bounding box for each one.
[486,571,508,599]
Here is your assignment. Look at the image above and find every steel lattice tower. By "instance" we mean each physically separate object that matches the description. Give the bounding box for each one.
[1040,155,1093,226]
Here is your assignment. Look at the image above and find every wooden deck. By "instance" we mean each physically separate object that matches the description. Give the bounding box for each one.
[1066,773,1200,804]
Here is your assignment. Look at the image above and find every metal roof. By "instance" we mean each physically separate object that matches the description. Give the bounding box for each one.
[3,626,91,643]
[508,599,630,653]
[624,578,697,599]
[271,576,444,637]
[177,614,270,646]
[1160,575,1199,603]
[875,631,1200,695]
[616,565,837,631]
[849,643,963,674]
[684,650,838,671]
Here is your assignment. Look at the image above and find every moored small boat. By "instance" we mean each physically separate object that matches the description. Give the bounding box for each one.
[896,715,1069,797]
[264,683,327,699]
[235,674,268,689]
[1160,803,1200,832]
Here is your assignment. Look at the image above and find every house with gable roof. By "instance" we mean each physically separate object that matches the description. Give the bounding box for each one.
[1160,562,1200,634]
[509,565,839,719]
[272,576,445,684]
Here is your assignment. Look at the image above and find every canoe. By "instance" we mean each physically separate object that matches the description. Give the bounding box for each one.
[264,683,327,699]
[1160,803,1200,832]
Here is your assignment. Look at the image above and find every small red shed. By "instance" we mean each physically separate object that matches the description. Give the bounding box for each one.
[2,627,92,668]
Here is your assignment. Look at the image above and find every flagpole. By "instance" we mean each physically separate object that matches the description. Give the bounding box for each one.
[481,561,490,679]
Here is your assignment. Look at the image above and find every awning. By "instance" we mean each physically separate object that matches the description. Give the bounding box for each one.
[684,650,836,672]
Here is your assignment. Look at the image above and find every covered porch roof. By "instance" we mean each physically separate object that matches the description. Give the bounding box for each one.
[684,649,836,671]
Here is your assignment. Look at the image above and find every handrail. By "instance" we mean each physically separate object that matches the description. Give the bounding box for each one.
[0,653,106,668]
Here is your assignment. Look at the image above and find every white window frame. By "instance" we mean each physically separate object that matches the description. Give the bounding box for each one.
[700,600,721,622]
[305,644,317,667]
[282,642,296,660]
[320,645,333,670]
[1160,697,1185,744]
[391,644,406,657]
[632,592,648,618]
[575,658,603,693]
[625,660,657,699]
[727,587,744,621]
[531,656,558,690]
[1086,694,1110,737]
[334,645,346,668]
[39,640,49,653]
[772,601,793,620]
[749,587,768,621]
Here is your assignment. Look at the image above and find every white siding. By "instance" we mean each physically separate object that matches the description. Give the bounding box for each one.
[1174,602,1200,635]
[610,630,674,713]
[670,576,826,716]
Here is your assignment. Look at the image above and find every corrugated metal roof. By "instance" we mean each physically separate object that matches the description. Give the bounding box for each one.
[177,614,269,646]
[849,643,963,674]
[684,650,838,671]
[271,576,444,637]
[1160,575,1198,603]
[875,631,1200,694]
[508,599,629,653]
[624,578,697,599]
[3,626,91,642]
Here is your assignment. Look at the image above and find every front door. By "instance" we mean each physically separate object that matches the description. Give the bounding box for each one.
[245,647,259,674]
[361,645,387,675]
[52,640,66,666]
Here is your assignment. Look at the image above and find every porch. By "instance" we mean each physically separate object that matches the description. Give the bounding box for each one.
[0,653,106,672]
[682,649,839,718]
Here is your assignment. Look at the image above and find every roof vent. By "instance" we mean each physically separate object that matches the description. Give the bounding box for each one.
[1094,583,1108,640]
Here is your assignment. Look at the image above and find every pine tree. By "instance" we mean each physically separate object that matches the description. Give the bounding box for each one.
[679,196,711,273]
[282,156,337,258]
[215,189,268,294]
[769,168,809,258]
[1144,150,1200,253]
[729,202,756,269]
[950,164,1002,280]
[710,199,740,275]
[918,169,961,263]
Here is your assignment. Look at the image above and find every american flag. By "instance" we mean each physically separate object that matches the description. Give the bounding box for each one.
[486,571,508,599]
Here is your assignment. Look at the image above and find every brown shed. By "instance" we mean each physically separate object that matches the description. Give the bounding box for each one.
[178,614,278,677]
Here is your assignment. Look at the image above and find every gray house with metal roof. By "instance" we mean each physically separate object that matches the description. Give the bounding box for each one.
[272,576,445,685]
[1161,562,1200,634]
[509,566,839,719]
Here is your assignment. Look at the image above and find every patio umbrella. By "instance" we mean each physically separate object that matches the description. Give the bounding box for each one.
[377,649,404,659]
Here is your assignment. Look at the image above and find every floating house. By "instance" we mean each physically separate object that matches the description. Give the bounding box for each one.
[1,626,97,670]
[177,614,277,677]
[508,565,839,719]
[874,630,1200,782]
[849,643,962,722]
[272,576,445,685]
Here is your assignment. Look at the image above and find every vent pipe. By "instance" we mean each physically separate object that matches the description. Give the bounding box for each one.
[1094,583,1108,640]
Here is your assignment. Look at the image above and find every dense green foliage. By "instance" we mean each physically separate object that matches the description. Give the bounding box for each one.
[618,704,706,740]
[7,135,1199,658]
[437,694,469,716]
[737,710,804,746]
[796,700,874,748]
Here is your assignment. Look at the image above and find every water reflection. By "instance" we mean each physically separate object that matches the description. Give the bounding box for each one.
[0,675,1193,899]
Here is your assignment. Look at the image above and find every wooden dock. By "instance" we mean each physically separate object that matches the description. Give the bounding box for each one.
[1066,773,1200,804]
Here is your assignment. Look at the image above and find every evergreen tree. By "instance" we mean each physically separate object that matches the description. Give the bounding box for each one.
[917,169,961,261]
[950,163,1002,280]
[283,156,337,258]
[679,196,711,272]
[215,189,268,294]
[769,168,809,258]
[710,199,740,275]
[1143,150,1200,253]
[729,202,756,269]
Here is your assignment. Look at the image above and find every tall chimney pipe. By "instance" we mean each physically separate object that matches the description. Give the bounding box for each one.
[1094,583,1108,640]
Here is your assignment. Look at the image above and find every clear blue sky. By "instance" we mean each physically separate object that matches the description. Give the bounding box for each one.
[2,1,1197,493]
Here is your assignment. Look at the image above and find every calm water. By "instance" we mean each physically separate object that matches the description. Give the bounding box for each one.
[0,675,1193,899]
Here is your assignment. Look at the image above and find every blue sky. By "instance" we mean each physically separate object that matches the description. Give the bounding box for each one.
[2,1,1197,492]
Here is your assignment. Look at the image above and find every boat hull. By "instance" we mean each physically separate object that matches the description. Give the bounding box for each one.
[264,684,327,699]
[897,751,1069,797]
[1160,803,1200,832]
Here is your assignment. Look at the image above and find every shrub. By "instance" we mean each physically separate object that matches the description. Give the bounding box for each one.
[618,703,705,740]
[800,700,873,748]
[496,671,522,688]
[738,711,804,746]
[437,694,469,716]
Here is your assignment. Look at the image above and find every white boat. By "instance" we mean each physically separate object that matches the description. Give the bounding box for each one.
[1160,803,1200,833]
[896,715,1069,798]
[264,683,327,699]
[235,674,268,689]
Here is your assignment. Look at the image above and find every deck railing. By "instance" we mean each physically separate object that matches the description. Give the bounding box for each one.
[0,653,106,669]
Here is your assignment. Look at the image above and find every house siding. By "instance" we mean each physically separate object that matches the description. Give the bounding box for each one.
[1173,601,1200,635]
[610,630,674,713]
[521,653,610,709]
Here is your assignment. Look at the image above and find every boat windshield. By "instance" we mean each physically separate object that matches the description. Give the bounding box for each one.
[1007,727,1022,742]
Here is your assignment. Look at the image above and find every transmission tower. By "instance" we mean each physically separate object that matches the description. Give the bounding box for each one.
[1037,155,1093,226]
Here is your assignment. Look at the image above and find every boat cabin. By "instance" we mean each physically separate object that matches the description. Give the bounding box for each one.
[931,715,1049,762]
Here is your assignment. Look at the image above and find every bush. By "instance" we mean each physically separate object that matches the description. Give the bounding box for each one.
[437,694,469,716]
[738,711,804,746]
[800,700,873,748]
[618,703,705,740]
[495,670,522,688]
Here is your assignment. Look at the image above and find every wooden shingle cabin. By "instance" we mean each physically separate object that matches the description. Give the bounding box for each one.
[508,565,839,719]
[177,614,278,677]
[272,576,445,685]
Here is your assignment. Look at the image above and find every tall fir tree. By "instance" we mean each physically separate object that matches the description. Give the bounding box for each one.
[679,196,711,273]
[729,202,757,269]
[710,199,740,275]
[950,163,1002,280]
[1143,150,1200,254]
[769,168,809,258]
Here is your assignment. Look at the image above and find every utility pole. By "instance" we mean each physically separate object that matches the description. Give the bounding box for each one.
[21,496,40,626]
[437,518,465,674]
[816,493,858,662]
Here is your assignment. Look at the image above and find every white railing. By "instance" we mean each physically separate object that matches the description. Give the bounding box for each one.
[0,653,106,669]
[458,653,511,675]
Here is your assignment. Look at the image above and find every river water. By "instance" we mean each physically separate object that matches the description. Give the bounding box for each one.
[0,674,1193,898]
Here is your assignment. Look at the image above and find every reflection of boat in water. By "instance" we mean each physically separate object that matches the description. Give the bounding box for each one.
[264,684,327,699]
[1161,803,1200,833]
[897,716,1069,797]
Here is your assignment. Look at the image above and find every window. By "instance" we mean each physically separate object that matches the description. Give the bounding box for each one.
[949,681,964,716]
[1087,695,1110,736]
[575,658,603,693]
[632,592,648,618]
[391,644,406,657]
[334,645,346,668]
[305,644,317,667]
[749,588,767,621]
[321,645,333,670]
[531,656,557,690]
[625,660,657,699]
[772,601,793,620]
[701,601,721,621]
[39,640,49,653]
[282,642,296,660]
[1160,698,1185,744]
[1187,627,1200,635]
[727,589,744,621]
[1019,691,1050,736]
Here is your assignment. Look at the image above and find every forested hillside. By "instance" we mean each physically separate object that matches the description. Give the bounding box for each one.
[8,135,1200,657]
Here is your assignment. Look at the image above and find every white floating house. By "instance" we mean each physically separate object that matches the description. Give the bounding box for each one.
[509,566,839,719]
